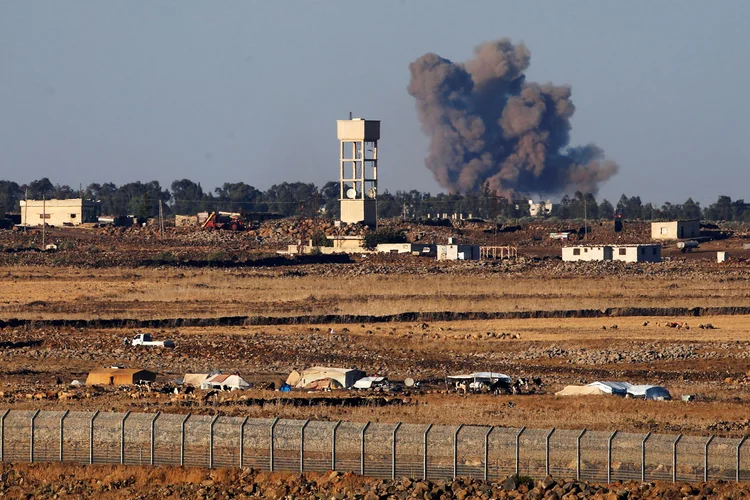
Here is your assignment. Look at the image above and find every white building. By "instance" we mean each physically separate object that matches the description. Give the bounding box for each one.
[563,244,661,263]
[20,199,100,227]
[528,200,553,217]
[376,243,435,256]
[651,220,700,240]
[562,246,612,262]
[612,244,661,263]
[436,241,480,261]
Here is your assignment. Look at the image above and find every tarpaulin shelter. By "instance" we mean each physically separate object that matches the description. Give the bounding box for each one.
[587,381,633,396]
[183,373,210,388]
[289,367,365,389]
[303,378,344,390]
[555,385,607,396]
[200,374,251,391]
[627,385,671,400]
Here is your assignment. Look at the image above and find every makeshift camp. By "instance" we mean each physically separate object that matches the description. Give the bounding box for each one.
[303,378,344,391]
[555,385,607,396]
[289,367,365,389]
[183,373,210,388]
[627,385,671,400]
[200,374,251,391]
[447,372,512,393]
[587,381,632,396]
[86,368,156,386]
[353,376,388,389]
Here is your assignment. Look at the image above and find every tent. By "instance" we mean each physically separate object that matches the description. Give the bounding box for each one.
[447,372,512,392]
[183,373,210,388]
[303,378,343,391]
[353,376,388,389]
[587,381,632,396]
[200,374,251,391]
[627,385,671,400]
[86,368,156,386]
[291,367,365,389]
[555,385,607,396]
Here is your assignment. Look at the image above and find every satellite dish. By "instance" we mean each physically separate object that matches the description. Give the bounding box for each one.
[346,188,357,199]
[404,378,415,388]
[367,187,377,199]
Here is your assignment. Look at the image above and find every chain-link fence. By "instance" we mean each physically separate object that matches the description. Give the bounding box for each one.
[1,409,748,483]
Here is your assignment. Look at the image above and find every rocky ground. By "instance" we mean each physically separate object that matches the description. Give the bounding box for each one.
[1,464,748,499]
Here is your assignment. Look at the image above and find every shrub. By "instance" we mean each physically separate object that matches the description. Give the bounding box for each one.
[363,228,408,250]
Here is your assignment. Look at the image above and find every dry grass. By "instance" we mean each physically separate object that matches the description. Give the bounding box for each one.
[1,266,749,320]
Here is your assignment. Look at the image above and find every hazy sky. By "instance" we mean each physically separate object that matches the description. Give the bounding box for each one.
[1,1,748,205]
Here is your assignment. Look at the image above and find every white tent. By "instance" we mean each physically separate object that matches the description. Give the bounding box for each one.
[291,367,366,389]
[627,385,671,400]
[200,374,251,391]
[447,372,512,383]
[353,376,387,389]
[555,385,607,396]
[587,381,632,396]
[183,373,209,388]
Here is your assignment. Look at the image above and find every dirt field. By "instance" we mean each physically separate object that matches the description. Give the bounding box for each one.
[1,254,750,439]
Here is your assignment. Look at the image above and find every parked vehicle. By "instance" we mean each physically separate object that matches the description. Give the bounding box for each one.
[130,333,175,348]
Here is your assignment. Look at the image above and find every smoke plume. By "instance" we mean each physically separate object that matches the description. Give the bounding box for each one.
[408,39,618,197]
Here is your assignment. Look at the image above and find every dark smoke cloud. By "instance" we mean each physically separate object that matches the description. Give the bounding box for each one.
[408,39,618,197]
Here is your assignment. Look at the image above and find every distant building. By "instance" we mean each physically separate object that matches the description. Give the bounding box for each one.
[376,243,436,256]
[20,199,100,227]
[528,200,553,217]
[651,220,700,240]
[563,244,661,263]
[437,238,480,261]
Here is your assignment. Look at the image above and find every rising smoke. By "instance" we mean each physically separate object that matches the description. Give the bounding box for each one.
[408,39,618,197]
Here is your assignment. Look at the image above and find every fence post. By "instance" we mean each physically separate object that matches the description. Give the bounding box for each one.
[29,410,40,463]
[392,422,401,480]
[737,436,747,482]
[59,409,69,462]
[360,422,370,476]
[424,424,433,480]
[150,412,160,466]
[453,424,464,480]
[89,410,99,465]
[239,417,248,468]
[672,434,682,483]
[704,435,715,482]
[269,417,279,472]
[641,431,651,482]
[484,426,494,481]
[576,428,587,481]
[209,415,219,469]
[331,420,341,471]
[516,427,526,476]
[545,428,555,477]
[607,430,618,484]
[180,413,191,467]
[120,411,131,465]
[0,409,9,462]
[300,419,310,473]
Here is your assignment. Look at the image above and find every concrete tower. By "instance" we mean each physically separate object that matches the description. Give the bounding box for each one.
[337,117,379,225]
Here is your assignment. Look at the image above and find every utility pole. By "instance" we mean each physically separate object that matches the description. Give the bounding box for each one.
[42,195,46,249]
[24,188,28,233]
[158,200,164,238]
[584,195,588,240]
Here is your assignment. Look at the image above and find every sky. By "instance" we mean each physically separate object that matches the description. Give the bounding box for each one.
[1,1,749,205]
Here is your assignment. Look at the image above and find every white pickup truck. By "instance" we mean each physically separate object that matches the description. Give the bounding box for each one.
[130,333,175,348]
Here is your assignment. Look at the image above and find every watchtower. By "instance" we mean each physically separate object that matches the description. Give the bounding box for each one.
[337,117,379,225]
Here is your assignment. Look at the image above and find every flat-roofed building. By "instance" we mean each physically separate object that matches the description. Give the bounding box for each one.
[20,198,100,227]
[651,220,700,240]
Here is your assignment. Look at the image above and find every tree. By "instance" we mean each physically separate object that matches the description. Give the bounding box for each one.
[682,197,702,220]
[598,199,614,220]
[171,179,205,215]
[0,181,21,212]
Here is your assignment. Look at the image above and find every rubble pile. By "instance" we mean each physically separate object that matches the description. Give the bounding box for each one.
[0,464,748,499]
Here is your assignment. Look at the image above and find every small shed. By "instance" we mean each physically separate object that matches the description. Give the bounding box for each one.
[86,368,156,386]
